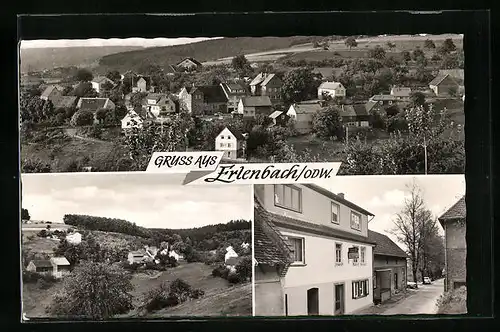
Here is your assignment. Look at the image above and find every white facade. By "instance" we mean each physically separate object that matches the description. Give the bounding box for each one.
[225,246,239,262]
[318,82,346,99]
[66,232,82,245]
[121,111,144,130]
[215,127,240,160]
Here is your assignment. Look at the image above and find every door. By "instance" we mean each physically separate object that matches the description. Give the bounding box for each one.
[334,284,345,315]
[394,273,398,290]
[307,288,319,315]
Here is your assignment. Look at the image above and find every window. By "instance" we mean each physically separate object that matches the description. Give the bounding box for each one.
[221,135,224,139]
[220,143,225,148]
[227,135,231,139]
[331,202,340,224]
[274,184,302,212]
[360,247,366,264]
[335,243,342,264]
[352,246,359,265]
[351,212,361,231]
[352,280,369,299]
[227,143,232,148]
[288,237,305,264]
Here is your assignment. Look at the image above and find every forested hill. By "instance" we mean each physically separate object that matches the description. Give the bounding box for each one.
[98,36,317,71]
[150,219,250,242]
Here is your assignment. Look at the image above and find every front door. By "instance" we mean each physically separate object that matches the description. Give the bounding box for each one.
[334,284,345,315]
[307,288,319,315]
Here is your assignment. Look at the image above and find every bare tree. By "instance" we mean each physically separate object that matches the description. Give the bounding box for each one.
[389,179,436,287]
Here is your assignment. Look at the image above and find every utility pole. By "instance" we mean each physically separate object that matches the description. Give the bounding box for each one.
[423,135,428,175]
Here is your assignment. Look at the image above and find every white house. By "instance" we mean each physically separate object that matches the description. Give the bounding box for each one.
[169,250,184,261]
[317,81,346,99]
[286,101,323,134]
[121,111,144,130]
[91,76,114,93]
[144,93,176,118]
[65,232,82,245]
[215,126,246,160]
[241,242,250,250]
[254,184,376,316]
[50,257,71,279]
[225,246,239,262]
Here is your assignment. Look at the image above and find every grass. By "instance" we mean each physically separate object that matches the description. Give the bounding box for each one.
[436,286,467,314]
[22,282,64,318]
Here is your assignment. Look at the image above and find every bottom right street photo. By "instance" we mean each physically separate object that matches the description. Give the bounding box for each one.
[253,175,466,316]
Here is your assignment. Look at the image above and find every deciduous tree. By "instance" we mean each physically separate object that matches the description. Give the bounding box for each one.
[74,68,93,82]
[312,106,343,139]
[70,110,95,127]
[280,67,320,104]
[21,208,30,221]
[344,37,358,49]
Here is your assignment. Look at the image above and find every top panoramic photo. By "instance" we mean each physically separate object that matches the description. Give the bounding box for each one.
[19,34,464,174]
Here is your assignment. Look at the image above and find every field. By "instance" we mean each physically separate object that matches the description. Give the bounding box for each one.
[22,262,252,319]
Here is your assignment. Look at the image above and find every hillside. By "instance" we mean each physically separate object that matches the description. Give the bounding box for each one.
[20,46,145,73]
[97,36,316,71]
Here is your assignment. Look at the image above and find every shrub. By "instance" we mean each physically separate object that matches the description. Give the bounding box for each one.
[142,278,205,313]
[21,157,52,173]
[235,257,252,282]
[227,272,242,284]
[436,286,467,314]
[212,265,229,279]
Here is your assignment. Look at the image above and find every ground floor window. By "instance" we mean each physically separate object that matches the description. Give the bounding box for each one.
[352,279,369,299]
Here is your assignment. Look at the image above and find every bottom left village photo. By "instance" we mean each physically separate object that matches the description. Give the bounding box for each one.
[20,172,253,320]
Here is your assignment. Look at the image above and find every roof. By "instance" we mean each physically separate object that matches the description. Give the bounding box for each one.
[368,230,408,258]
[52,96,78,109]
[438,69,464,83]
[188,85,228,103]
[438,196,466,224]
[226,257,243,266]
[390,87,412,97]
[365,100,379,113]
[303,184,374,216]
[269,111,284,119]
[31,260,52,268]
[340,104,370,117]
[130,250,146,257]
[51,257,70,266]
[41,85,61,98]
[92,76,113,84]
[370,94,399,101]
[165,64,178,74]
[249,73,267,86]
[221,82,247,94]
[429,73,458,86]
[78,98,109,111]
[319,81,343,90]
[221,126,245,140]
[241,96,272,107]
[290,101,323,114]
[177,57,203,66]
[254,198,294,268]
[261,73,278,86]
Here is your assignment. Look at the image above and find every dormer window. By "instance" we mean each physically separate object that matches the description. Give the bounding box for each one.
[351,212,361,231]
[274,184,302,213]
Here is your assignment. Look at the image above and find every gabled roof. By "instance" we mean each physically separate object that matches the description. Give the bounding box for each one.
[390,87,411,97]
[365,100,379,113]
[269,111,284,119]
[429,73,458,87]
[340,104,370,117]
[438,69,464,83]
[368,230,408,258]
[303,184,374,216]
[220,126,245,140]
[319,81,343,90]
[370,94,399,101]
[77,98,110,111]
[261,73,278,86]
[51,257,70,266]
[165,64,178,74]
[221,82,247,95]
[92,76,113,84]
[41,85,62,99]
[438,196,466,224]
[241,96,272,107]
[254,197,294,269]
[177,57,203,66]
[31,260,52,268]
[249,73,267,86]
[187,85,228,103]
[52,96,78,109]
[289,101,323,114]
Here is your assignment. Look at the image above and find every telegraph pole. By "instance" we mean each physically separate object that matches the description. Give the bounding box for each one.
[423,135,428,175]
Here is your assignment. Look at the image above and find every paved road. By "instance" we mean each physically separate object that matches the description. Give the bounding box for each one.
[382,279,444,315]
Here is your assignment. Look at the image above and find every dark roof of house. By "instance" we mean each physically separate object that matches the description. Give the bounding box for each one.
[31,260,52,268]
[303,184,374,217]
[165,64,178,73]
[52,96,78,109]
[438,69,464,84]
[223,126,245,140]
[92,76,113,84]
[368,230,408,258]
[340,105,370,118]
[254,198,294,267]
[192,85,228,103]
[391,87,411,97]
[225,257,243,266]
[177,57,203,66]
[429,73,458,86]
[78,98,110,111]
[221,82,247,95]
[241,96,272,107]
[289,101,323,114]
[438,196,466,224]
[41,85,61,99]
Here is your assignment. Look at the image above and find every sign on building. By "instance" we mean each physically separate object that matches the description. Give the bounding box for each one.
[348,247,359,259]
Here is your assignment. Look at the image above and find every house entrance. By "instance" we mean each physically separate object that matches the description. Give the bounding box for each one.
[334,284,345,315]
[307,287,319,315]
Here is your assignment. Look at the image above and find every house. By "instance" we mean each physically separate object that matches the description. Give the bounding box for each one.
[26,260,53,274]
[176,57,203,71]
[249,73,283,103]
[318,81,346,99]
[254,200,294,316]
[269,111,290,127]
[339,104,371,127]
[226,256,244,273]
[51,96,78,110]
[241,242,250,250]
[121,110,144,130]
[220,82,248,113]
[164,64,178,76]
[144,246,159,259]
[65,232,82,245]
[128,250,148,265]
[390,87,412,100]
[144,93,177,117]
[215,126,246,160]
[286,100,324,134]
[254,184,376,316]
[368,230,408,304]
[91,76,114,93]
[438,69,464,85]
[169,250,184,261]
[237,96,273,118]
[131,76,154,93]
[50,257,71,279]
[178,85,228,116]
[369,94,400,106]
[76,98,116,123]
[40,85,63,102]
[429,73,460,97]
[438,195,466,292]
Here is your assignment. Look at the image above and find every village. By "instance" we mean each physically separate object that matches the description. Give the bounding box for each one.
[20,34,464,174]
[253,177,466,316]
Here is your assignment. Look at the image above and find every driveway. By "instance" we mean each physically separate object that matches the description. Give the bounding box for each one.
[382,279,444,315]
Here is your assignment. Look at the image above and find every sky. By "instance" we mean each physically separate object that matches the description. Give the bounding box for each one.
[21,173,252,229]
[316,175,466,249]
[20,37,221,49]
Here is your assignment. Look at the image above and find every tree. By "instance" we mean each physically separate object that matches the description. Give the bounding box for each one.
[48,261,133,319]
[95,108,109,124]
[74,68,93,82]
[389,179,436,287]
[106,70,122,83]
[280,67,320,104]
[368,45,386,60]
[72,82,98,98]
[441,38,457,53]
[21,208,30,221]
[70,110,95,127]
[344,37,358,49]
[412,47,426,61]
[419,223,444,280]
[401,50,411,62]
[231,55,252,77]
[424,39,436,49]
[386,41,396,50]
[409,91,426,107]
[312,106,343,140]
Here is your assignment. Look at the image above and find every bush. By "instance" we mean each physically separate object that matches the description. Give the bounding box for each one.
[142,278,205,313]
[235,256,252,282]
[37,278,53,290]
[21,157,52,173]
[436,286,467,314]
[23,270,57,284]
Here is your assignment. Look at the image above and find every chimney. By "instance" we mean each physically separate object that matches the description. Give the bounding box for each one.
[337,193,345,199]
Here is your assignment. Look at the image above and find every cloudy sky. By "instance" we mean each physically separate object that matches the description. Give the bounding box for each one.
[21,173,252,229]
[316,175,465,248]
[20,37,221,49]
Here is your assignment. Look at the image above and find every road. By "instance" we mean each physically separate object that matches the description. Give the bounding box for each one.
[382,279,444,315]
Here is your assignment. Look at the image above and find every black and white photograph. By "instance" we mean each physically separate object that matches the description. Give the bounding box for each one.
[19,34,464,174]
[253,175,465,316]
[20,173,253,320]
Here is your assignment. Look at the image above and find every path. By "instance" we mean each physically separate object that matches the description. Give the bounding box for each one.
[64,128,109,143]
[382,279,444,315]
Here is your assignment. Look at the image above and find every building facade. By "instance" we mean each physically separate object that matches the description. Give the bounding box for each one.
[286,101,323,134]
[237,96,272,118]
[178,85,228,116]
[215,127,246,160]
[429,74,460,97]
[249,73,283,104]
[318,81,346,99]
[254,184,376,316]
